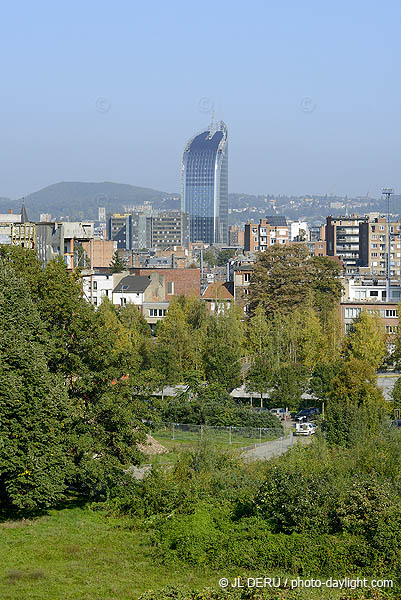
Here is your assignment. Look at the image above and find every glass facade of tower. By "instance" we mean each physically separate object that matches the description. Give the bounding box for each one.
[181,122,228,244]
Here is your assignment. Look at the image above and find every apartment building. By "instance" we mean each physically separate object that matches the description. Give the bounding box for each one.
[342,278,401,303]
[304,240,327,257]
[81,239,116,268]
[341,301,399,335]
[228,225,245,248]
[244,216,289,252]
[232,258,255,313]
[326,215,369,272]
[359,217,401,278]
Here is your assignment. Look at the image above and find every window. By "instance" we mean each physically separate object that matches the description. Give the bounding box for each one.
[167,281,174,295]
[386,325,399,334]
[120,298,127,306]
[149,308,155,316]
[93,297,97,306]
[369,290,379,297]
[244,273,251,282]
[385,309,397,317]
[93,281,98,290]
[345,307,361,319]
[244,288,250,295]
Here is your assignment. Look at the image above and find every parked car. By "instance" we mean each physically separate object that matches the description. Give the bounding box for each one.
[390,419,401,428]
[269,407,290,420]
[295,422,317,436]
[295,407,320,422]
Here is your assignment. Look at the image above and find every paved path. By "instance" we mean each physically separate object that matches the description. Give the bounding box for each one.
[242,433,311,461]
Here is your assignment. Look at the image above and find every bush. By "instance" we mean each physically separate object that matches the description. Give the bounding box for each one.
[161,387,282,431]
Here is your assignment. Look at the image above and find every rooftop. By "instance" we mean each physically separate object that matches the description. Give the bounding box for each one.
[113,275,150,293]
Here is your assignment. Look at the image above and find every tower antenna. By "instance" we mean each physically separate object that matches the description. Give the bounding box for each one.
[210,109,215,135]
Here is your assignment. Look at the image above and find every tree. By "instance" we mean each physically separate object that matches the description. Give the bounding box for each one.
[342,311,387,370]
[297,304,327,369]
[391,377,401,411]
[152,298,196,382]
[117,302,152,364]
[249,244,315,316]
[110,250,126,273]
[310,256,343,323]
[216,248,236,266]
[247,304,272,359]
[1,253,148,502]
[202,306,244,391]
[202,248,216,267]
[0,262,71,510]
[269,363,309,410]
[325,359,388,447]
[245,357,273,407]
[309,361,343,408]
[249,245,342,320]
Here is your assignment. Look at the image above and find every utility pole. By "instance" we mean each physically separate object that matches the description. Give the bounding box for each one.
[382,188,394,302]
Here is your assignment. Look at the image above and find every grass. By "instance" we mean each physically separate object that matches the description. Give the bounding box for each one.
[0,504,385,600]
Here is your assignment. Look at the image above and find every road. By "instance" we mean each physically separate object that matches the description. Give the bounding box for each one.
[242,431,312,460]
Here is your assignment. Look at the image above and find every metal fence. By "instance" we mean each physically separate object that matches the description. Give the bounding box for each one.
[148,421,281,446]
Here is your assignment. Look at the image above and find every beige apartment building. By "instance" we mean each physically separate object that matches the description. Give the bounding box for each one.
[244,216,289,252]
[360,217,401,278]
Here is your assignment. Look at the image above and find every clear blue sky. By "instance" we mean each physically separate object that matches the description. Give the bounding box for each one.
[1,0,401,199]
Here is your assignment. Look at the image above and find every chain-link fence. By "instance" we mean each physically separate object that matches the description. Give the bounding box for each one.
[148,421,281,447]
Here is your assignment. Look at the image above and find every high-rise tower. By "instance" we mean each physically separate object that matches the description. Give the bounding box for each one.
[181,121,228,244]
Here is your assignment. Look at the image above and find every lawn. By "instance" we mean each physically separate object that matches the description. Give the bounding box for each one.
[0,504,382,600]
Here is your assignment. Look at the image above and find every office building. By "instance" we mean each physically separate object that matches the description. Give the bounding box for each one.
[107,214,133,250]
[182,121,228,244]
[148,211,190,249]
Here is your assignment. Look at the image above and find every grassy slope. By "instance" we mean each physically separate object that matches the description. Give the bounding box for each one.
[0,505,361,600]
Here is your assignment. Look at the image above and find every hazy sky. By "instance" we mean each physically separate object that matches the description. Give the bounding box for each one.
[1,0,401,199]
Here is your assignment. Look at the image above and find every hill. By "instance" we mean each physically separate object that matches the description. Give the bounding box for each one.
[0,182,179,221]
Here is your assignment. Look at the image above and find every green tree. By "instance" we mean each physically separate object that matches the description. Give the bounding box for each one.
[249,244,315,316]
[342,311,387,370]
[269,364,309,410]
[247,304,272,359]
[245,357,272,407]
[3,254,148,500]
[249,245,342,320]
[310,256,343,322]
[202,306,244,391]
[202,248,216,266]
[325,359,388,447]
[216,248,236,266]
[391,377,401,411]
[110,250,126,273]
[298,304,327,369]
[0,262,71,511]
[152,298,196,382]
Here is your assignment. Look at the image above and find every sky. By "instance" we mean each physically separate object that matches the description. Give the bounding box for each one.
[1,0,401,199]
